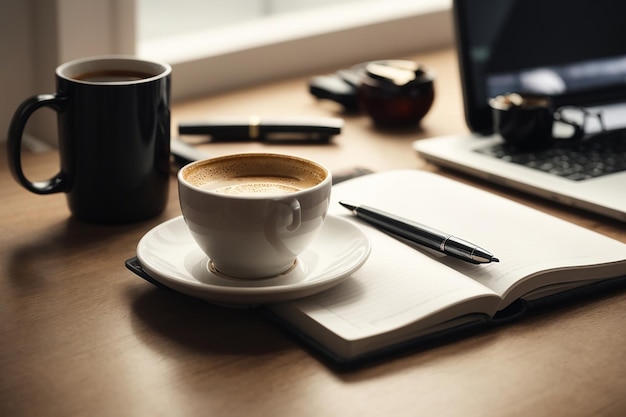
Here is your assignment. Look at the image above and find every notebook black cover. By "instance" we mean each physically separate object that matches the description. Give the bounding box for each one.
[125,256,626,369]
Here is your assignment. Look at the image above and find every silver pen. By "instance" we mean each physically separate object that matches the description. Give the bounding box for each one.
[339,201,499,264]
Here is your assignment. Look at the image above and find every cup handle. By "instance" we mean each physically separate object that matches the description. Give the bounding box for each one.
[7,94,68,194]
[285,198,301,232]
[264,198,302,256]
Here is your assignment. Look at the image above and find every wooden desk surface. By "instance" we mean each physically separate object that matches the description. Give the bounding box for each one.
[2,48,625,417]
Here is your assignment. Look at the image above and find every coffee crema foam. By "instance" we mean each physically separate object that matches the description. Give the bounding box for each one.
[201,176,304,195]
[184,155,326,196]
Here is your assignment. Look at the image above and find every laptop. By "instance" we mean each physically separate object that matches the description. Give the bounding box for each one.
[414,0,626,222]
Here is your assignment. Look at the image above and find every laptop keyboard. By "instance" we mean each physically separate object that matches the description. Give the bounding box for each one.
[477,129,626,181]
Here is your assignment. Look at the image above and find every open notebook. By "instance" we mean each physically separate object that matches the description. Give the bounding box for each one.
[414,0,626,222]
[266,170,626,365]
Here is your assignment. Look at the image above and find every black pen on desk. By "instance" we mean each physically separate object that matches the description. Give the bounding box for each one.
[339,201,500,264]
[179,116,343,142]
[170,138,209,167]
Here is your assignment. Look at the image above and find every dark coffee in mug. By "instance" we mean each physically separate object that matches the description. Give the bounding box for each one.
[73,70,155,82]
[7,56,172,224]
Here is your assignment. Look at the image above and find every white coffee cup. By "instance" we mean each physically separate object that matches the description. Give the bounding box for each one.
[178,153,332,279]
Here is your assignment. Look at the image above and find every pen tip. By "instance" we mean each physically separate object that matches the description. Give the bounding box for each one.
[339,201,357,211]
[491,257,500,263]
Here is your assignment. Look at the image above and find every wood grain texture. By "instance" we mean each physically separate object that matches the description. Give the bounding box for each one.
[1,48,625,417]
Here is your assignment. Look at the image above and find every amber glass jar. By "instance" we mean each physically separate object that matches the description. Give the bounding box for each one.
[357,60,435,126]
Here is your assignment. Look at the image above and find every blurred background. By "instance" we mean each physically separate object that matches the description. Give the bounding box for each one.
[1,0,452,145]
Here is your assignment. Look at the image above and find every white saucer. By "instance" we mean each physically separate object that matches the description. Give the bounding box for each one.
[136,215,371,305]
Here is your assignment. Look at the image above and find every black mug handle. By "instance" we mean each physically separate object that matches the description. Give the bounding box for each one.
[553,110,585,140]
[7,94,68,194]
[553,106,605,141]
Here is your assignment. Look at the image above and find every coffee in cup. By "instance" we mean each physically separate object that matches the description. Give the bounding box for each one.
[178,153,332,279]
[72,70,155,82]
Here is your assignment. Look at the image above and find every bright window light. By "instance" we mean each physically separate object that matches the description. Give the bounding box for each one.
[136,0,452,99]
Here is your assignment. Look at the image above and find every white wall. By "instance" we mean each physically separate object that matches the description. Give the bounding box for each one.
[0,0,134,144]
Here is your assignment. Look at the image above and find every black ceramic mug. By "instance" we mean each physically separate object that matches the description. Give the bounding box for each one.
[488,93,602,150]
[8,56,171,224]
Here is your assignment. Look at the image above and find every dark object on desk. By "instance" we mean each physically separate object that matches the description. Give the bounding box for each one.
[339,201,499,264]
[358,60,435,126]
[179,116,343,143]
[309,60,435,126]
[308,67,362,112]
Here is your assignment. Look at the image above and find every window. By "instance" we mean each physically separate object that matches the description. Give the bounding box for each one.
[135,0,453,100]
[138,0,358,41]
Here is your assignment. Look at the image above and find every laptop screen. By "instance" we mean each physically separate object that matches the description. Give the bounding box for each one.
[454,0,626,133]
